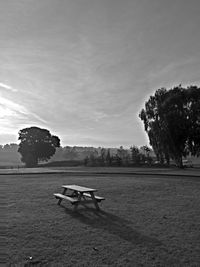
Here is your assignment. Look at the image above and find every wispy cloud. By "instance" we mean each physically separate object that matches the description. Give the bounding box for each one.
[0,82,18,92]
[0,95,48,144]
[0,96,47,134]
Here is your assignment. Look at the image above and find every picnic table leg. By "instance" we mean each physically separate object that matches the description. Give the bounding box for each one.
[58,188,67,205]
[72,190,78,198]
[90,192,100,211]
[73,192,83,211]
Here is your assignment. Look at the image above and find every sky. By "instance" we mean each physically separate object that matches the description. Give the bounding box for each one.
[0,0,200,148]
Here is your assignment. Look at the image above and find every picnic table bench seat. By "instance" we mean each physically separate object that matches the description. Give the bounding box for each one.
[54,193,79,204]
[83,193,105,202]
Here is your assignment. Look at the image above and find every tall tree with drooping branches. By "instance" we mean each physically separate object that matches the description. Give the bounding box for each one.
[139,85,200,167]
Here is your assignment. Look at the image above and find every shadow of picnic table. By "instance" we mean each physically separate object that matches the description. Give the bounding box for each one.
[63,206,161,247]
[60,206,181,265]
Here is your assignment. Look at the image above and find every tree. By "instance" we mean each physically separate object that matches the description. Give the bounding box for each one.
[117,146,130,165]
[139,85,200,167]
[84,156,89,166]
[106,149,112,166]
[140,145,151,157]
[140,145,153,165]
[18,126,60,167]
[88,151,97,166]
[130,145,141,164]
[63,146,78,160]
[100,148,106,164]
[114,154,122,166]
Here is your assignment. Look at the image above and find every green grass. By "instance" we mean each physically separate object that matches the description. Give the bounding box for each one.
[4,171,200,266]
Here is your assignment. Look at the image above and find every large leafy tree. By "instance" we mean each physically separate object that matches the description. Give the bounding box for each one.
[139,85,200,168]
[18,126,60,167]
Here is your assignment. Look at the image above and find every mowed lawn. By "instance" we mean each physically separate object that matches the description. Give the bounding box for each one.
[3,171,200,266]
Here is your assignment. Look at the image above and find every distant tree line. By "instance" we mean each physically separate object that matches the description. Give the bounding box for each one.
[83,145,154,167]
[0,143,21,167]
[0,141,154,168]
[0,126,154,168]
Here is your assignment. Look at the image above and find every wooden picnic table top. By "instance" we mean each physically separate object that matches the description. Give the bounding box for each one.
[62,184,97,193]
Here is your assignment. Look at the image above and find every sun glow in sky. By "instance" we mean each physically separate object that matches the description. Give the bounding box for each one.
[0,0,200,147]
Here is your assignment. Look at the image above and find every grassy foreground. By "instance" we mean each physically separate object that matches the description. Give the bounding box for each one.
[3,171,200,266]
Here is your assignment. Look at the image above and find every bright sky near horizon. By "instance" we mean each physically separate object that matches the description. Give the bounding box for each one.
[0,0,200,148]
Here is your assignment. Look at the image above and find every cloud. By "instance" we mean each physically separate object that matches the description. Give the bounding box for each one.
[93,111,108,122]
[0,82,17,92]
[0,96,27,116]
[0,96,47,136]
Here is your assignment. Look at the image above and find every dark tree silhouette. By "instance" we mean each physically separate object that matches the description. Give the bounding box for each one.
[139,85,200,168]
[106,149,112,166]
[130,145,141,164]
[18,126,60,167]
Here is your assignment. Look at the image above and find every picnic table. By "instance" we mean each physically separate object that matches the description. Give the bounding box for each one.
[54,184,105,210]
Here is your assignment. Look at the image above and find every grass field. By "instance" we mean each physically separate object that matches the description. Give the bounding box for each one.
[3,170,200,266]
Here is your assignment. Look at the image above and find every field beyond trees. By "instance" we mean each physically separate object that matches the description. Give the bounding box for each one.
[4,170,200,266]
